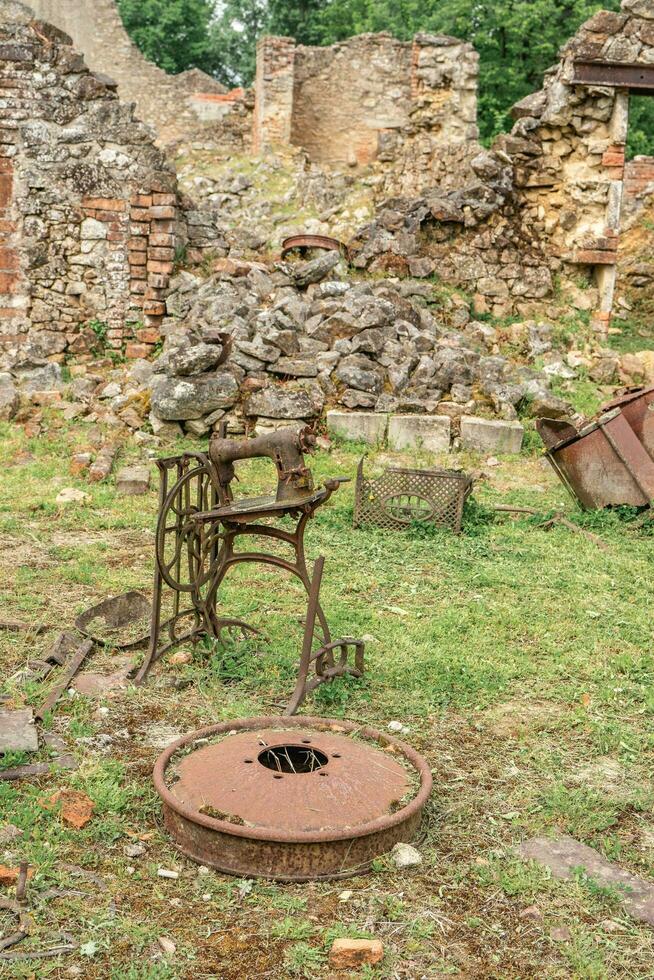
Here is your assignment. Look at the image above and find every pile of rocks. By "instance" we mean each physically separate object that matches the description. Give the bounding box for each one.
[145,248,572,438]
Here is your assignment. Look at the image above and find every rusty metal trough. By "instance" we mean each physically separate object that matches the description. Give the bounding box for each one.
[537,407,654,509]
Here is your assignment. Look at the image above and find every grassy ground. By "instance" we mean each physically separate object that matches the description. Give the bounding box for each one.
[1,417,654,979]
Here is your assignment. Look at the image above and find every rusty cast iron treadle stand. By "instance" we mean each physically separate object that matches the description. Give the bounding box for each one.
[134,424,364,713]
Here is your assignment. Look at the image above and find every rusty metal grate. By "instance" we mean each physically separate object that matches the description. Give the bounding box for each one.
[354,457,472,534]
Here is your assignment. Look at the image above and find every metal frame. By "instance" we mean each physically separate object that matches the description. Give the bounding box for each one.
[134,453,363,714]
[354,456,472,534]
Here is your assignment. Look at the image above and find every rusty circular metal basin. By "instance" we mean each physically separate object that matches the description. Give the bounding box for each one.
[153,715,432,881]
[281,234,350,261]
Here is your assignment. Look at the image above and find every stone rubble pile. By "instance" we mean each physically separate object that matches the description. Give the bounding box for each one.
[144,250,574,440]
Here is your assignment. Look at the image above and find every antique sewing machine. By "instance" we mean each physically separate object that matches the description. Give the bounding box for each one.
[135,423,364,714]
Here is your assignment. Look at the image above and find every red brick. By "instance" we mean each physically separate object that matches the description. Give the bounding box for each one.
[136,327,161,344]
[145,285,167,300]
[150,219,174,234]
[143,300,166,316]
[0,248,18,271]
[130,223,150,236]
[574,248,617,265]
[0,175,13,208]
[329,939,383,970]
[604,166,624,180]
[149,205,176,219]
[128,237,147,251]
[148,246,175,262]
[131,194,153,208]
[148,232,174,247]
[130,280,147,294]
[0,271,18,292]
[125,342,152,359]
[0,158,12,173]
[129,251,147,266]
[0,219,16,233]
[147,260,173,275]
[143,313,163,328]
[130,295,145,308]
[82,197,126,211]
[95,209,126,223]
[147,274,168,290]
[130,207,151,222]
[152,192,177,206]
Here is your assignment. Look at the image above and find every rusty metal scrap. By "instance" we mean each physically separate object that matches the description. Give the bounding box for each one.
[153,715,432,881]
[537,394,654,510]
[134,424,364,713]
[572,59,654,92]
[34,638,94,721]
[354,457,472,533]
[281,234,350,261]
[75,592,151,649]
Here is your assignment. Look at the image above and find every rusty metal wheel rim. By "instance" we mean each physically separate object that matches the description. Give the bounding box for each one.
[153,715,432,845]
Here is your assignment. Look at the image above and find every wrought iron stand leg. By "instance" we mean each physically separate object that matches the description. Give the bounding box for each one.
[284,556,325,716]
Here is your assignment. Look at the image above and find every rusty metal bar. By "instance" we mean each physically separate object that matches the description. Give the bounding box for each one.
[572,59,654,91]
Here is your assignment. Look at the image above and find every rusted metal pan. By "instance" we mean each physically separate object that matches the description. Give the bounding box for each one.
[281,234,350,261]
[154,716,432,881]
[601,385,654,462]
[572,60,654,93]
[75,592,151,649]
[537,408,654,509]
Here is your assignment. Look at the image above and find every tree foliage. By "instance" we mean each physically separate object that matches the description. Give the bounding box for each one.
[119,0,654,156]
[116,0,217,74]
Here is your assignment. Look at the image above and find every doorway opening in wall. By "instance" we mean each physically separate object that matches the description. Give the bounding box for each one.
[614,94,654,355]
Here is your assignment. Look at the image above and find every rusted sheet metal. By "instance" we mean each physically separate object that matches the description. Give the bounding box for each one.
[572,60,654,92]
[537,409,654,509]
[75,591,150,648]
[601,385,654,462]
[281,234,350,260]
[154,716,432,881]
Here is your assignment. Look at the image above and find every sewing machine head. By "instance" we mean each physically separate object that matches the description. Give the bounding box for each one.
[209,423,320,509]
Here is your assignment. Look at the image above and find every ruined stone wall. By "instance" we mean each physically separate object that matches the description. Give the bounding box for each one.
[0,1,180,367]
[254,33,479,193]
[355,1,654,328]
[26,0,228,144]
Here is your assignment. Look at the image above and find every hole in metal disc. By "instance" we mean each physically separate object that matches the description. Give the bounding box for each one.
[258,744,328,774]
[332,753,341,758]
[301,739,311,744]
[273,774,283,780]
[244,759,253,763]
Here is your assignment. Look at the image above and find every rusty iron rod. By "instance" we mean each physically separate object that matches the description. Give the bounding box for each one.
[34,639,94,721]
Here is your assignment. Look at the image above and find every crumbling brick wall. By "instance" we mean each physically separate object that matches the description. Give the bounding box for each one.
[0,1,180,363]
[254,33,479,192]
[26,0,231,145]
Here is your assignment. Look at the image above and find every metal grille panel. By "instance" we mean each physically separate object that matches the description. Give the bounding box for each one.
[354,459,472,534]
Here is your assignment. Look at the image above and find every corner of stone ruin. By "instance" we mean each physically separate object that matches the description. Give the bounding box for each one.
[0,0,652,435]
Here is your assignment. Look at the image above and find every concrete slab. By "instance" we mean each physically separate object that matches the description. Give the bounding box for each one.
[519,834,654,926]
[460,415,524,453]
[387,414,451,452]
[326,410,388,445]
[0,708,38,752]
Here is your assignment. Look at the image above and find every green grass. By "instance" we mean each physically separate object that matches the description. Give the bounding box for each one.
[0,419,653,978]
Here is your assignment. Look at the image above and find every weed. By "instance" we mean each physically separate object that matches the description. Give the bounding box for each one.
[283,941,326,977]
